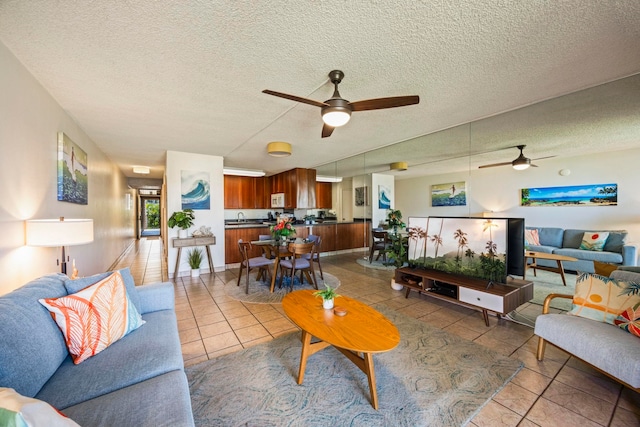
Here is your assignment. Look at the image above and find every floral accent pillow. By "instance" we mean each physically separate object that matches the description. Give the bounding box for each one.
[568,272,640,324]
[614,303,640,338]
[579,232,609,251]
[524,229,540,246]
[39,271,145,364]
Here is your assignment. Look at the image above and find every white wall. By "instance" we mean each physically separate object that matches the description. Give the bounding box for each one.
[0,41,135,295]
[166,151,225,277]
[371,173,395,228]
[396,148,640,261]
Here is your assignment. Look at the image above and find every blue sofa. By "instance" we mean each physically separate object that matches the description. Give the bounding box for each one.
[0,269,195,427]
[525,227,637,273]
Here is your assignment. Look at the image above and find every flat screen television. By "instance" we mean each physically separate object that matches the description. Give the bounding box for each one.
[407,216,525,284]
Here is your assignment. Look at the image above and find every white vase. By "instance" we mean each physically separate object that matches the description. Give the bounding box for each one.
[191,268,200,278]
[323,298,334,309]
[178,229,188,238]
[390,279,404,291]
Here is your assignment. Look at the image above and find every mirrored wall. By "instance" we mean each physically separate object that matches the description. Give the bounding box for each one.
[314,73,640,250]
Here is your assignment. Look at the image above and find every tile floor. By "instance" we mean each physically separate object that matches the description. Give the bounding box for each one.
[115,238,640,427]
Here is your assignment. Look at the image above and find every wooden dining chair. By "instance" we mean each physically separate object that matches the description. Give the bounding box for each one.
[278,242,318,292]
[369,229,391,264]
[237,239,274,294]
[302,234,323,279]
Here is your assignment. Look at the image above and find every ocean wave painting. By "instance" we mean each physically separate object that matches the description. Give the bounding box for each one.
[378,185,391,209]
[182,170,210,210]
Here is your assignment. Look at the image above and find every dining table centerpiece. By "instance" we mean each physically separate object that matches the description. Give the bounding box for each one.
[270,217,296,246]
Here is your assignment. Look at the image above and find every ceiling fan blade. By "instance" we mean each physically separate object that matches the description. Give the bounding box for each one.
[532,155,557,161]
[262,90,328,108]
[321,123,335,138]
[349,95,420,111]
[478,161,513,169]
[530,164,539,167]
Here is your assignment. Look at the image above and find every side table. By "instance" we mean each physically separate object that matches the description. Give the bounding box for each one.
[172,236,216,277]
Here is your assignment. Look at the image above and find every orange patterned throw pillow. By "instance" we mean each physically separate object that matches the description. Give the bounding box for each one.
[39,271,145,364]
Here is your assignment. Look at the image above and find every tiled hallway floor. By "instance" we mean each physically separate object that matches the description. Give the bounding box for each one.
[116,238,640,426]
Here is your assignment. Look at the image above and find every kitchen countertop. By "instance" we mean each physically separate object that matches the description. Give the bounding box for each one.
[224,220,359,229]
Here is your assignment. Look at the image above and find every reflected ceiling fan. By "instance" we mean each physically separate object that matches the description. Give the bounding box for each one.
[478,145,556,170]
[262,70,419,138]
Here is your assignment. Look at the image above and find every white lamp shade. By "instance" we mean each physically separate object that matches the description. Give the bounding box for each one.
[322,110,351,127]
[26,218,94,247]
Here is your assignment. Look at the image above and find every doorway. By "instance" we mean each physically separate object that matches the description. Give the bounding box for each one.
[140,196,161,237]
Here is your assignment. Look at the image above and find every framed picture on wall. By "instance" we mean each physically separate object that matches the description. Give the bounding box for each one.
[181,170,211,210]
[521,183,617,206]
[57,132,88,205]
[355,186,369,206]
[378,185,391,209]
[431,181,466,207]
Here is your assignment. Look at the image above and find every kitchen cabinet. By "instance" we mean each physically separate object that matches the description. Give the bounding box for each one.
[335,223,368,251]
[224,175,254,208]
[224,176,270,208]
[267,168,317,209]
[315,182,332,208]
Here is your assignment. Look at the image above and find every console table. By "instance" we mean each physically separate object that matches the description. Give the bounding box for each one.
[394,267,533,326]
[172,236,216,276]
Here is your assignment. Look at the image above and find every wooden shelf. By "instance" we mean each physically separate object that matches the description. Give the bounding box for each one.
[394,267,533,326]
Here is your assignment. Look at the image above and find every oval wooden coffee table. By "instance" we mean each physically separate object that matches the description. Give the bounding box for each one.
[282,290,400,410]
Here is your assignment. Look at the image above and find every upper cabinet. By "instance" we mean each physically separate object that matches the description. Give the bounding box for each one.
[224,175,269,209]
[224,169,317,209]
[316,182,332,209]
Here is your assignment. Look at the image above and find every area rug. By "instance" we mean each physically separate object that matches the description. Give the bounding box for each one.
[505,270,577,327]
[355,257,397,271]
[526,269,577,310]
[225,272,340,304]
[186,305,523,426]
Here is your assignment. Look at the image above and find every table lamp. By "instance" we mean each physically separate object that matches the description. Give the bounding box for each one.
[26,217,94,274]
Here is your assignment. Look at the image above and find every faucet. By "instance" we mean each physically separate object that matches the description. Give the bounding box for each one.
[237,212,246,222]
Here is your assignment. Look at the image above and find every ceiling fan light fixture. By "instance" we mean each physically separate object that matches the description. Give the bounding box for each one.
[512,157,531,170]
[267,141,292,157]
[321,108,351,127]
[390,161,408,171]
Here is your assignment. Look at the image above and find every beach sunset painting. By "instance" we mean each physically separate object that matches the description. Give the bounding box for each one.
[521,183,617,207]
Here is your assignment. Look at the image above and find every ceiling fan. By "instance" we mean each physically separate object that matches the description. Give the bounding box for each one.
[478,145,556,170]
[262,70,420,138]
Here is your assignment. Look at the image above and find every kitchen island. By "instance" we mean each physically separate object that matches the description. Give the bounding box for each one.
[224,221,371,264]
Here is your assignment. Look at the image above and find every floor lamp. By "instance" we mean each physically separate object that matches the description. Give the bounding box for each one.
[26,217,94,275]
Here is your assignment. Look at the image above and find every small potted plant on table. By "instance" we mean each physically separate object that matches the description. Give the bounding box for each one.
[313,284,340,309]
[168,209,195,238]
[187,248,203,277]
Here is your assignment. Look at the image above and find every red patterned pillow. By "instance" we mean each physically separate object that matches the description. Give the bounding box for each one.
[614,302,640,338]
[39,271,145,364]
[524,229,540,246]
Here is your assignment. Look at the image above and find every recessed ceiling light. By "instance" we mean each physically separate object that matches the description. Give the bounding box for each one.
[133,166,150,174]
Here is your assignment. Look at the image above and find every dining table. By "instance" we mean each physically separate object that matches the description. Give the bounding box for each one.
[250,239,294,292]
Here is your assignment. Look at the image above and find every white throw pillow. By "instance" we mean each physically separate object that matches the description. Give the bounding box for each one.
[0,388,80,427]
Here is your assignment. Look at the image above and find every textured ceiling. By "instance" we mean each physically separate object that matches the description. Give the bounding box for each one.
[0,1,639,180]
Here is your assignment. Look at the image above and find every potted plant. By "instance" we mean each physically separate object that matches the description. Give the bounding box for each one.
[313,284,340,309]
[168,209,195,238]
[187,248,203,277]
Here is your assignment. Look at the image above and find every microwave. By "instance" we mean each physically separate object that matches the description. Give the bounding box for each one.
[271,193,285,208]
